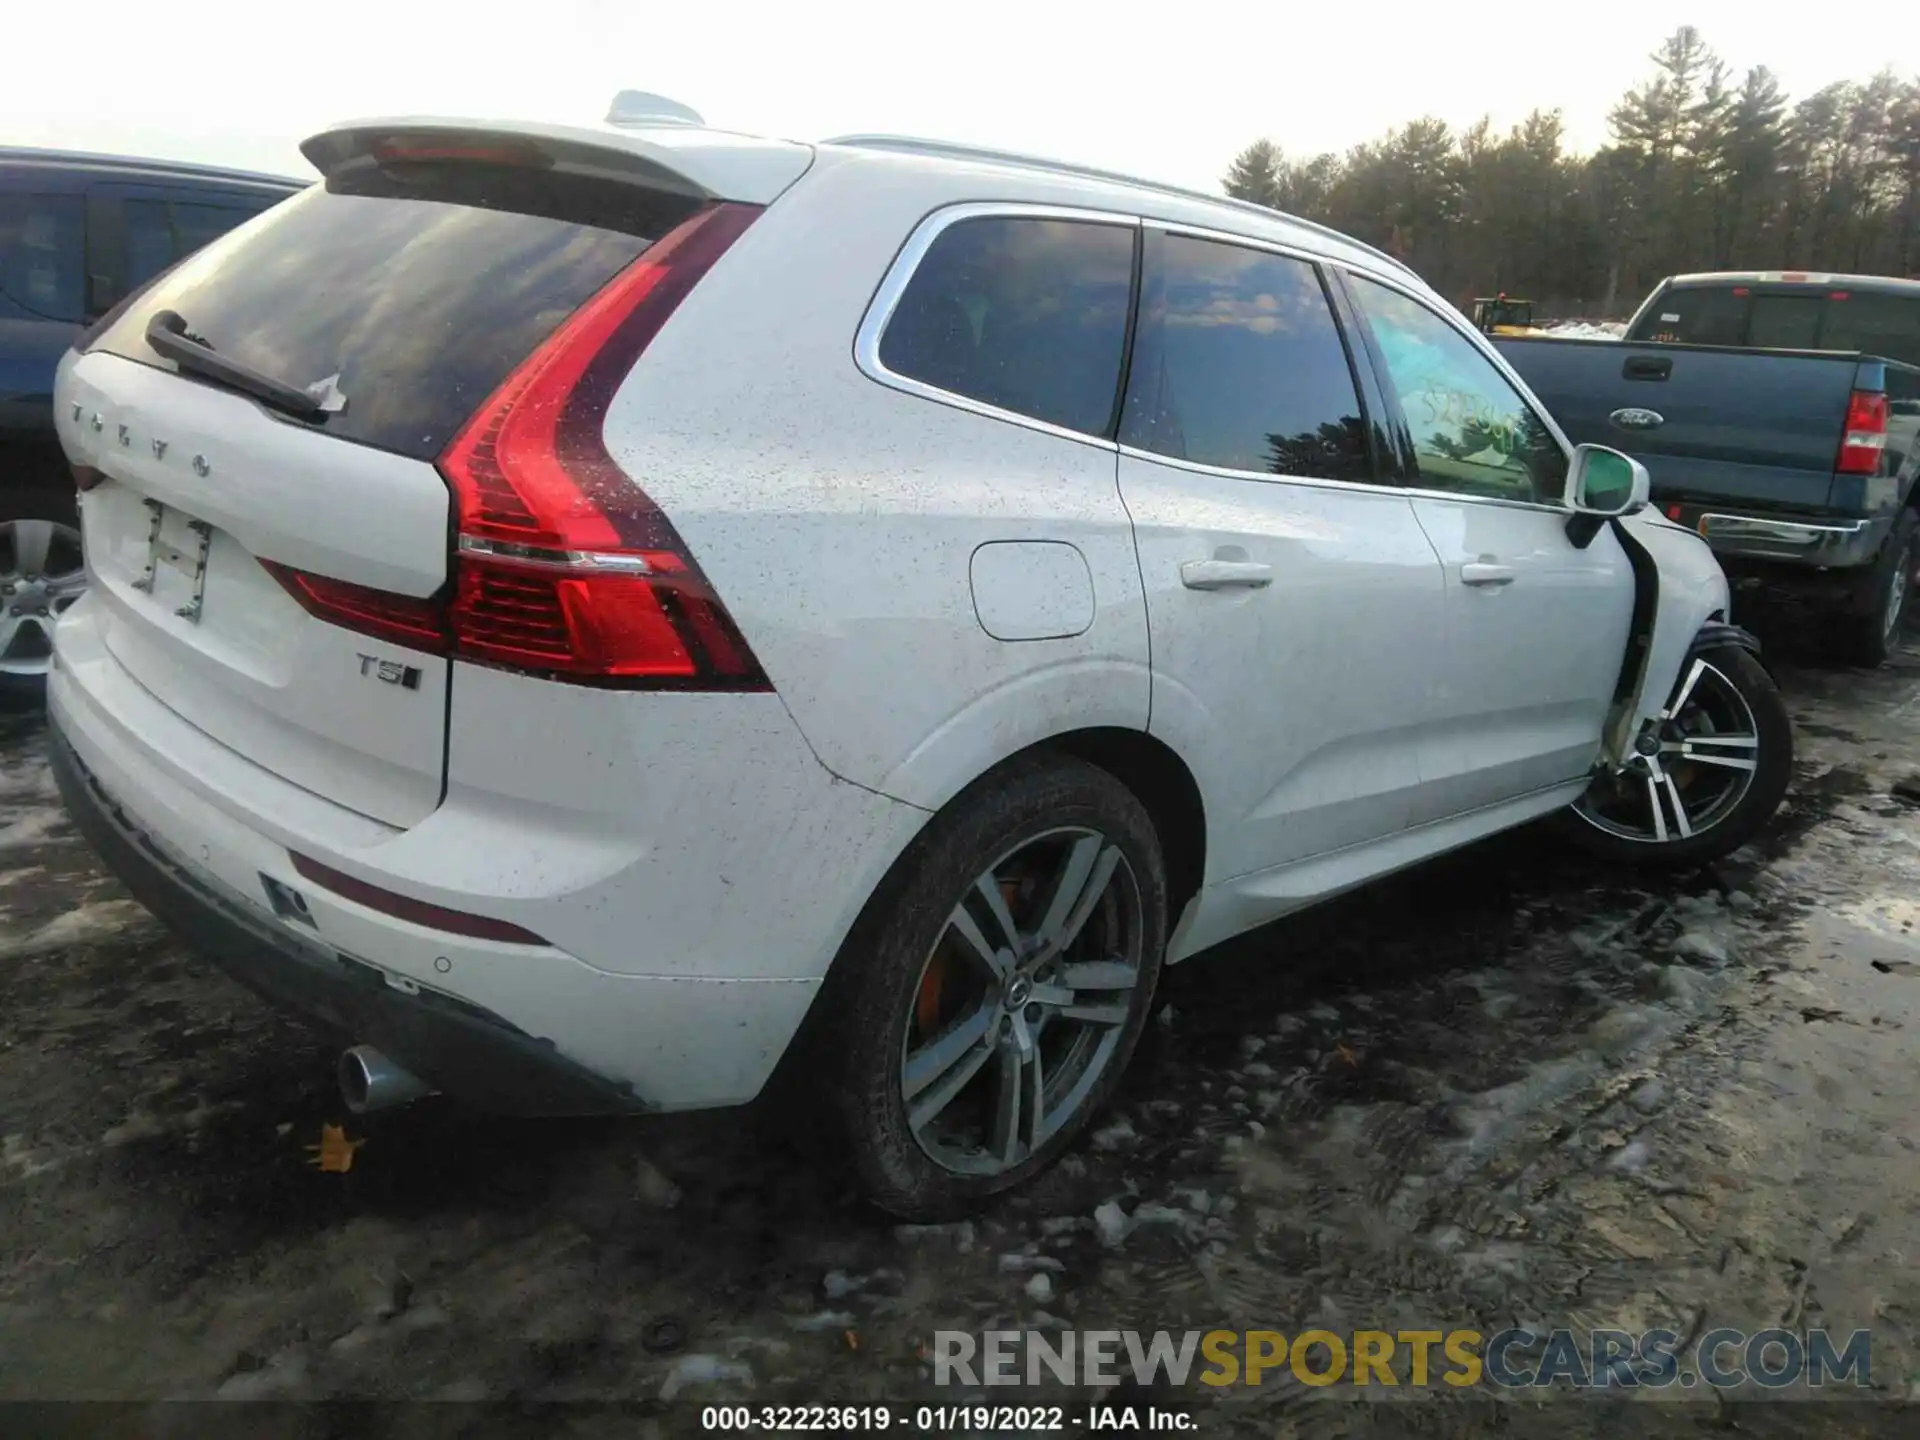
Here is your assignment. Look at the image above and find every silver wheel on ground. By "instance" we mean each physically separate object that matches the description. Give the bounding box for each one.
[1574,656,1759,845]
[0,518,86,680]
[901,826,1144,1178]
[1882,538,1912,646]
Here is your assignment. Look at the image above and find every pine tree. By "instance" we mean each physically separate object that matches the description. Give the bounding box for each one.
[1222,140,1285,208]
[1217,26,1910,313]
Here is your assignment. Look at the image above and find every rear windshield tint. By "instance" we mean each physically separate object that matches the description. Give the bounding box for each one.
[90,163,703,460]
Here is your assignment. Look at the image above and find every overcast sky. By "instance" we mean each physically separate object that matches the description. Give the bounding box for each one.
[1,2,1888,193]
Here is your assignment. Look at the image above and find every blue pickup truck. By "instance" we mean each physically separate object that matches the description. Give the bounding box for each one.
[1,148,302,693]
[1496,272,1920,666]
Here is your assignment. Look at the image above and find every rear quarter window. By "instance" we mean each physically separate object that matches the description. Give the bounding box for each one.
[876,215,1135,437]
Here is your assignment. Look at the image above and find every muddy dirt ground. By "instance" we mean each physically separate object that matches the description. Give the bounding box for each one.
[3,613,1920,1438]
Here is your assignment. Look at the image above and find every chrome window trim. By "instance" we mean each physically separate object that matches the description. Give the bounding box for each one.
[1148,218,1346,273]
[1333,263,1581,516]
[1116,443,1584,517]
[852,201,1139,452]
[1116,443,1399,498]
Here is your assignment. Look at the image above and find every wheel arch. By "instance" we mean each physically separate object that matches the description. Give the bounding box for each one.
[770,723,1205,1106]
[871,724,1208,955]
[1607,513,1736,765]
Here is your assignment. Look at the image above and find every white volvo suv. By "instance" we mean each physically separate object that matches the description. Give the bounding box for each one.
[47,100,1791,1218]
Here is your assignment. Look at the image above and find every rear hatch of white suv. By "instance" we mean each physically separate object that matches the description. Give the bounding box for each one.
[58,122,810,828]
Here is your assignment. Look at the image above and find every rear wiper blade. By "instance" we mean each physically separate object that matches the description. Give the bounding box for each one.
[144,310,330,421]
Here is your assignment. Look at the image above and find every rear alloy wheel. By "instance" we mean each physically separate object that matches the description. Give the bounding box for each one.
[823,755,1167,1219]
[0,511,87,696]
[1561,644,1792,867]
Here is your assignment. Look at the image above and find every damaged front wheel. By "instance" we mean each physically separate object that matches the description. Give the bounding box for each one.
[1558,645,1793,866]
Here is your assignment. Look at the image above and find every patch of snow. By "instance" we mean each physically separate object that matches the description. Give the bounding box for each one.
[1093,1200,1133,1247]
[998,1252,1065,1274]
[785,1310,856,1333]
[0,807,66,852]
[2,1132,61,1180]
[660,1354,754,1401]
[1606,1138,1653,1174]
[1091,1116,1136,1151]
[1024,1272,1053,1303]
[1672,928,1732,966]
[633,1155,681,1208]
[0,900,159,961]
[1542,321,1625,340]
[1628,1078,1667,1114]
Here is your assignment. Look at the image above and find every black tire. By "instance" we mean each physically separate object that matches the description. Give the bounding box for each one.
[1835,507,1918,668]
[1555,644,1792,868]
[0,486,86,704]
[818,752,1168,1220]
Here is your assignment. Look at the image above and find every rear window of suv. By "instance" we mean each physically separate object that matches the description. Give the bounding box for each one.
[90,162,703,461]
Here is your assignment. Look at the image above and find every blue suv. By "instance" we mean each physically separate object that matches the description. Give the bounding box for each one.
[1,148,302,693]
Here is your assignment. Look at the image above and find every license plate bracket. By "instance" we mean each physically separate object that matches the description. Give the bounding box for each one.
[130,498,214,624]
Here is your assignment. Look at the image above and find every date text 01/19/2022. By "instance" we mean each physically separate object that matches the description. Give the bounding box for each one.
[699,1404,1195,1431]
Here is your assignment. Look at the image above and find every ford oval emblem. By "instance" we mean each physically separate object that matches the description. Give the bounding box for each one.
[1610,406,1665,431]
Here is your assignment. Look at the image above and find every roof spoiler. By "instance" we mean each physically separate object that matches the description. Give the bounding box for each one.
[300,117,813,205]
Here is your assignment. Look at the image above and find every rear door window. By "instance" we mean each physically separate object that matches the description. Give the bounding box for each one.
[0,192,86,324]
[1120,230,1370,481]
[92,165,702,460]
[1630,286,1747,346]
[877,215,1134,436]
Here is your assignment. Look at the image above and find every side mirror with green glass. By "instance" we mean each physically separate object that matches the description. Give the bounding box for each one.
[1564,445,1650,518]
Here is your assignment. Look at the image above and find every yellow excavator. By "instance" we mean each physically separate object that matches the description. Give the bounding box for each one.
[1470,295,1547,337]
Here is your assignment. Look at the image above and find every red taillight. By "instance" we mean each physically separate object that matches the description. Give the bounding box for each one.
[1665,503,1684,522]
[1837,390,1888,475]
[260,560,448,651]
[438,199,767,687]
[263,200,771,689]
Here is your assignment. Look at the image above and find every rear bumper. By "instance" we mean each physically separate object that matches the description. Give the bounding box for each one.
[49,718,641,1116]
[1660,502,1888,570]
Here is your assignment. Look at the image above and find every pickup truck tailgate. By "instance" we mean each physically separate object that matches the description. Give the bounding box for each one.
[1495,336,1857,512]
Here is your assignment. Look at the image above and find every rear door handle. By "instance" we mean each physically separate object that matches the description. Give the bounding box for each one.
[1180,559,1273,591]
[1460,562,1516,587]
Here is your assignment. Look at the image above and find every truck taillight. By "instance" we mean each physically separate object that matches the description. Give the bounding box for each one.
[266,200,771,690]
[1837,390,1888,476]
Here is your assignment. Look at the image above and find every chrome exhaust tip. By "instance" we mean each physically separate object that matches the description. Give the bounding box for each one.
[338,1045,432,1114]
